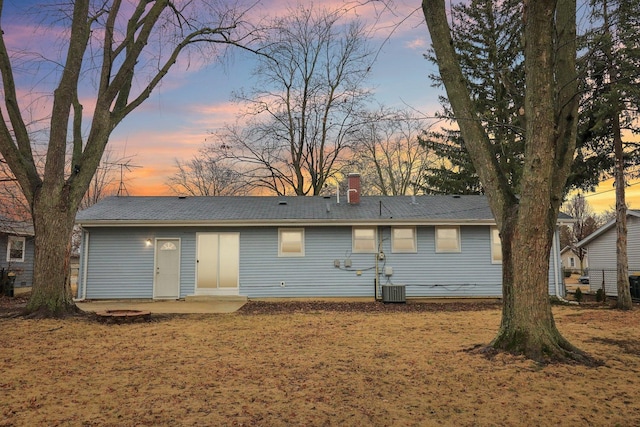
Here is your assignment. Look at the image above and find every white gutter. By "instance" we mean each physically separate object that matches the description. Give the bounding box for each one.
[74,229,89,302]
[553,228,577,305]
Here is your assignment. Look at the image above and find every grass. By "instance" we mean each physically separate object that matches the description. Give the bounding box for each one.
[1,301,639,426]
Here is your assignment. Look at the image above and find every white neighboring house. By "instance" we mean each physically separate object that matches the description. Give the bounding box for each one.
[576,210,640,296]
[560,246,587,274]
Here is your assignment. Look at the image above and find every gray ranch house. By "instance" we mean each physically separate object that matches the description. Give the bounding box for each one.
[75,177,567,301]
[576,210,640,296]
[0,216,35,289]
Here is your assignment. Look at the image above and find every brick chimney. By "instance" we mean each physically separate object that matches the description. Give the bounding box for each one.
[347,173,361,205]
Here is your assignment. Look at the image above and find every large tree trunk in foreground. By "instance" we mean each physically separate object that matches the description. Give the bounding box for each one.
[0,1,261,318]
[423,0,595,363]
[25,189,80,317]
[492,211,586,361]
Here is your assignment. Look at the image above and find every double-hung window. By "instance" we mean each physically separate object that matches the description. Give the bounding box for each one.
[353,227,377,253]
[6,236,25,262]
[392,227,417,253]
[278,228,305,257]
[490,227,502,263]
[435,226,460,253]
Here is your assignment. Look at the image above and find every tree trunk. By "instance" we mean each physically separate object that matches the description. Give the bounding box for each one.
[613,114,632,309]
[422,0,596,364]
[491,211,590,363]
[25,188,80,317]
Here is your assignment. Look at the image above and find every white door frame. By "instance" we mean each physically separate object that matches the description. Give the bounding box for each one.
[153,237,181,299]
[195,232,239,296]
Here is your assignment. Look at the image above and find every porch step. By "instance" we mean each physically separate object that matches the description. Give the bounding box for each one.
[184,295,248,303]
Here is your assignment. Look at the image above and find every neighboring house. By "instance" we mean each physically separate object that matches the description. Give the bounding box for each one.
[0,216,35,289]
[576,210,640,296]
[560,246,588,274]
[75,175,567,301]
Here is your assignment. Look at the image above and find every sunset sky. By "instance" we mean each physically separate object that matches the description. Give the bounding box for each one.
[3,0,638,214]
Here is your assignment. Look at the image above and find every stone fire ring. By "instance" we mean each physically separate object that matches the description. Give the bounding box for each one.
[96,309,152,323]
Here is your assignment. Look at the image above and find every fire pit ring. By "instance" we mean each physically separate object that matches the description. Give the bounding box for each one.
[96,309,152,323]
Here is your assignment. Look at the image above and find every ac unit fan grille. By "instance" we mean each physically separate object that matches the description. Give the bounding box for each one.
[382,285,406,303]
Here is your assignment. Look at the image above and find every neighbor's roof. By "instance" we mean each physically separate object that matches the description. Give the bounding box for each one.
[576,210,640,248]
[0,215,34,236]
[76,195,571,227]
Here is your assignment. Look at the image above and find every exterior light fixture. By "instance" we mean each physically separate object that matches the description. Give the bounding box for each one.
[146,239,152,247]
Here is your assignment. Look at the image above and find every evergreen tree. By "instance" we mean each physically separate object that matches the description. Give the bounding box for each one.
[419,131,483,194]
[578,0,640,309]
[423,0,524,194]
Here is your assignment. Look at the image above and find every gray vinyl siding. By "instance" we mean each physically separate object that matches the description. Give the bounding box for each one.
[82,227,197,299]
[79,224,562,299]
[0,234,35,288]
[585,215,640,296]
[240,227,376,297]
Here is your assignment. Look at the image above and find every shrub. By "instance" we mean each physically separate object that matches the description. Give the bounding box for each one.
[574,287,583,303]
[563,269,572,278]
[596,288,605,302]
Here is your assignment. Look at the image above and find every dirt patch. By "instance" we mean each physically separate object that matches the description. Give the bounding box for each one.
[1,298,640,426]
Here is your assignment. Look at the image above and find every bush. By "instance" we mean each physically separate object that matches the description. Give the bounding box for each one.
[596,288,605,302]
[563,269,572,278]
[574,287,583,303]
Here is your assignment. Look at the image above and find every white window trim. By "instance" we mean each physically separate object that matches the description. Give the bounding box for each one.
[435,226,461,253]
[278,228,305,257]
[6,236,26,262]
[352,227,377,253]
[391,227,417,253]
[490,226,502,264]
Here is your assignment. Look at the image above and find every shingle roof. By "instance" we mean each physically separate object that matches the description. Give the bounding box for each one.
[0,215,34,236]
[76,195,500,226]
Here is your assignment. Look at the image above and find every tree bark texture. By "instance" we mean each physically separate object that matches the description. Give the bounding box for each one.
[26,189,80,317]
[0,0,261,317]
[423,0,593,363]
[614,114,632,309]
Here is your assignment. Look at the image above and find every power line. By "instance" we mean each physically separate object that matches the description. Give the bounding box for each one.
[582,180,640,199]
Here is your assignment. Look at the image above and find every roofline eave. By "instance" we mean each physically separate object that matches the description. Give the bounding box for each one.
[76,219,501,228]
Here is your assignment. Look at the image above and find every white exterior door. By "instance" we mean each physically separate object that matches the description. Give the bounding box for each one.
[196,233,239,295]
[154,238,181,299]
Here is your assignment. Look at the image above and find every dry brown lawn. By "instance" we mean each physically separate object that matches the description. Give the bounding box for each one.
[2,299,640,426]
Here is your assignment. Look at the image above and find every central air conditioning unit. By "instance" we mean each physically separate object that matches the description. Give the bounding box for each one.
[382,284,406,303]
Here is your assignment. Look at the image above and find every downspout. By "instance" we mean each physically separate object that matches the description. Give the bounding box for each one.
[374,226,382,301]
[553,227,576,304]
[374,251,379,301]
[75,229,89,301]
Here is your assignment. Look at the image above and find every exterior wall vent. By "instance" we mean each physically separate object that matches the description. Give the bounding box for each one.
[382,284,406,303]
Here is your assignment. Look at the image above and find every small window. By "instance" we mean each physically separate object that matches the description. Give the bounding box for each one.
[279,228,304,256]
[160,242,177,251]
[7,236,25,262]
[491,227,502,263]
[392,227,417,253]
[569,257,575,268]
[435,226,460,253]
[353,227,376,253]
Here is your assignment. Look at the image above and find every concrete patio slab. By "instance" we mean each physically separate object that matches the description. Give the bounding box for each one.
[76,298,246,314]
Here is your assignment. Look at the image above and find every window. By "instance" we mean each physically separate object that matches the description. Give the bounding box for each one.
[392,227,417,253]
[353,227,376,253]
[279,228,304,256]
[7,236,25,262]
[160,242,177,251]
[569,257,575,268]
[490,227,502,263]
[435,226,460,253]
